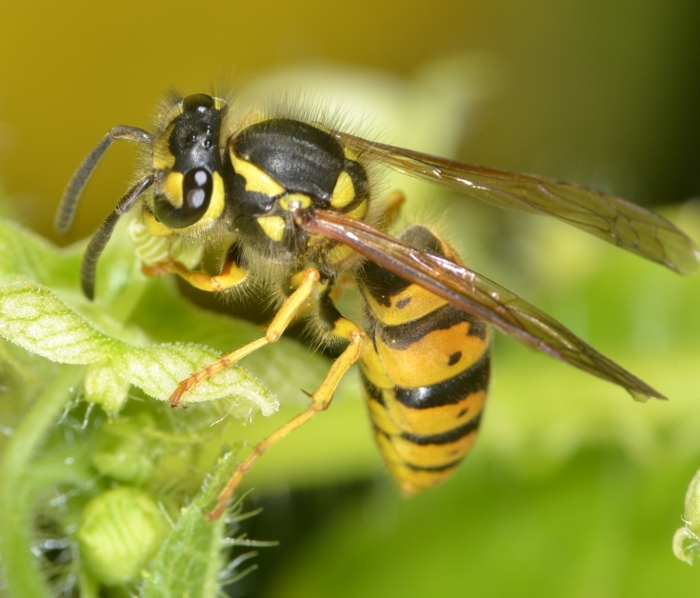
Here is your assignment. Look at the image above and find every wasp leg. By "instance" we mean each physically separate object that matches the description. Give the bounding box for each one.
[168,268,321,407]
[207,303,364,520]
[142,258,249,292]
[139,207,248,291]
[377,190,405,231]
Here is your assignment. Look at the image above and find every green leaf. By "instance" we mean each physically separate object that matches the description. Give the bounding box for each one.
[0,219,275,416]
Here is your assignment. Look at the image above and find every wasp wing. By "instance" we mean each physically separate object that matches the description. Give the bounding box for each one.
[299,209,665,402]
[336,132,699,275]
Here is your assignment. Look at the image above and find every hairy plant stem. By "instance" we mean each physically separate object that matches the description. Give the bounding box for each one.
[0,365,87,598]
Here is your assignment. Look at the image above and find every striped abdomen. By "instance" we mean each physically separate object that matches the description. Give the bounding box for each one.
[358,225,490,494]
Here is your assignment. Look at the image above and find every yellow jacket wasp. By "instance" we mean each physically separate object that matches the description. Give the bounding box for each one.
[56,92,699,519]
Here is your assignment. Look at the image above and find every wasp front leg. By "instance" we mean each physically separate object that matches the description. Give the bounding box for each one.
[141,258,248,292]
[133,208,247,292]
[206,287,365,520]
[166,267,322,410]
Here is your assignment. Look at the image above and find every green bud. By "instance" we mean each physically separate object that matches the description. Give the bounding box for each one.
[77,487,169,586]
[673,467,700,564]
[84,362,131,414]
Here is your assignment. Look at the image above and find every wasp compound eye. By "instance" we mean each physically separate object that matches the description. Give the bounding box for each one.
[182,93,215,114]
[152,168,212,229]
[183,168,212,211]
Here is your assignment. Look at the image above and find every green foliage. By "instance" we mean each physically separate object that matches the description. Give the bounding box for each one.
[141,452,244,598]
[0,219,274,414]
[0,216,287,597]
[1,199,700,597]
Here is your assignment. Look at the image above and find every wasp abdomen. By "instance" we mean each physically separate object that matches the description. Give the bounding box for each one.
[359,225,490,494]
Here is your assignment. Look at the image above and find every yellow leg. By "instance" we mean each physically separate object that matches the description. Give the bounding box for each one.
[207,320,365,520]
[377,190,405,231]
[168,268,321,407]
[142,258,248,292]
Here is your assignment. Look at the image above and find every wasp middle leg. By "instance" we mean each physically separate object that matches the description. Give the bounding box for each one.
[206,285,365,519]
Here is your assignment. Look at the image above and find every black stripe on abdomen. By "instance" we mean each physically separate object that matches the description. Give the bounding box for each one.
[394,354,490,409]
[400,412,482,445]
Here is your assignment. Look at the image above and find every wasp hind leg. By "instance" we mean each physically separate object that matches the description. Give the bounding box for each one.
[206,288,365,520]
[377,190,405,231]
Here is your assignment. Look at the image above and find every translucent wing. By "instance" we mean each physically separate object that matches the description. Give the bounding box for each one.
[298,209,665,402]
[336,132,699,275]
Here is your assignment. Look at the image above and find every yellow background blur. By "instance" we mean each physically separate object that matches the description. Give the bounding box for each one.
[1,0,699,242]
[2,2,700,597]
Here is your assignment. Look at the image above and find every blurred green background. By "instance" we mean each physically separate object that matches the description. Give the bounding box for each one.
[2,0,700,597]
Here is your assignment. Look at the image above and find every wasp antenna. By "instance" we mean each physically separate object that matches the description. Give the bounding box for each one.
[81,174,154,300]
[55,125,154,233]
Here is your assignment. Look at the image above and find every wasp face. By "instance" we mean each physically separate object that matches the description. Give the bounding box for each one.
[151,94,227,230]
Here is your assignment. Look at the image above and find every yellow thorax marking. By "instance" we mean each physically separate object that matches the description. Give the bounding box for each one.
[343,147,360,162]
[330,171,355,209]
[257,215,286,241]
[325,243,354,267]
[280,193,311,211]
[345,198,368,221]
[230,153,285,196]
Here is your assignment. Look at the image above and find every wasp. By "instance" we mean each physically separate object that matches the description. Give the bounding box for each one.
[56,92,699,519]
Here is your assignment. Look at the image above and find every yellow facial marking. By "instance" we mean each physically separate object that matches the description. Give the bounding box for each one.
[151,123,177,171]
[153,153,176,171]
[230,153,284,196]
[164,172,184,208]
[257,215,286,242]
[196,171,226,227]
[280,193,311,211]
[143,209,172,237]
[330,171,355,209]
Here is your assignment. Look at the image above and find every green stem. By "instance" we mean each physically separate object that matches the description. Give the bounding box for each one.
[0,364,87,598]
